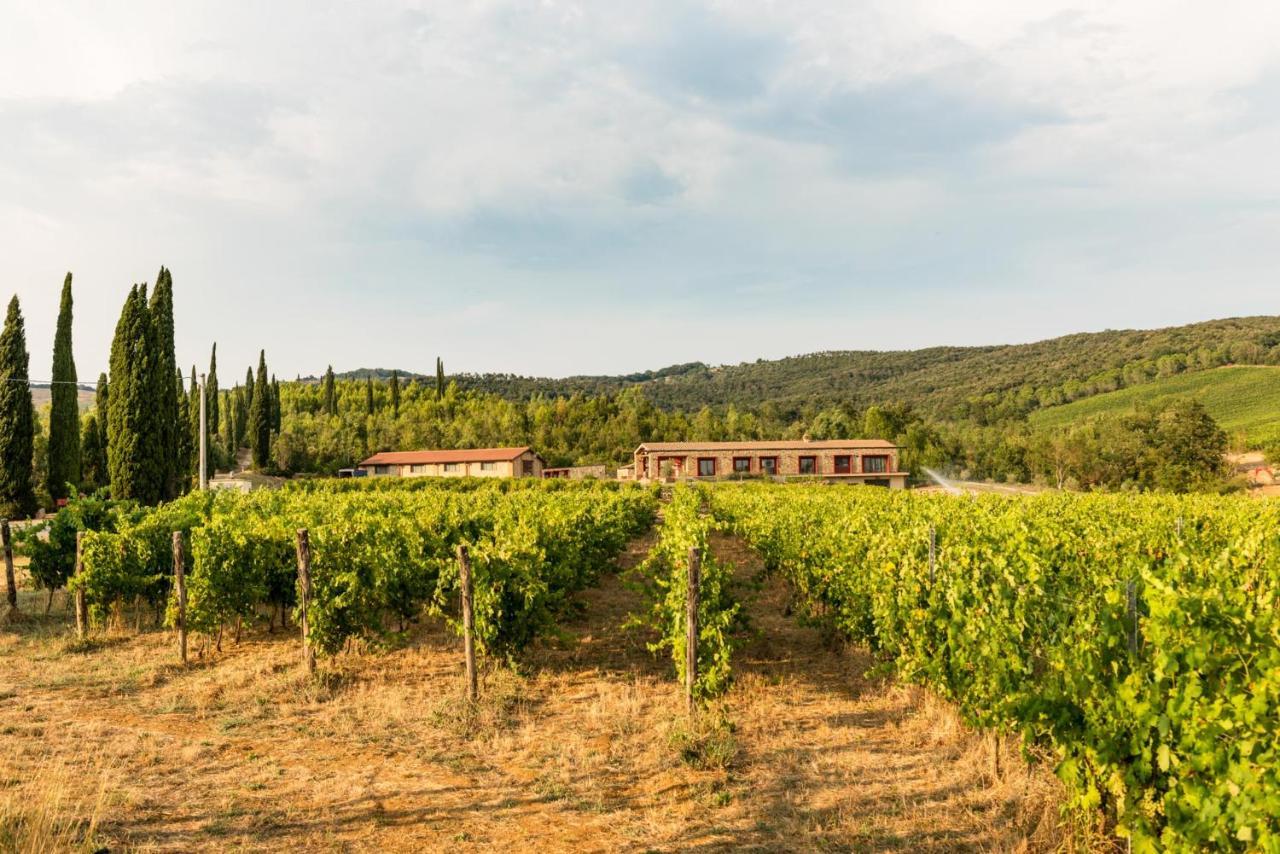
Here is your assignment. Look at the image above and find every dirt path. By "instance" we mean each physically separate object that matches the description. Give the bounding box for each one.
[0,532,1066,852]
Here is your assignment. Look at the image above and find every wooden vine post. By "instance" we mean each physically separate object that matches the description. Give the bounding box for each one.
[73,531,87,639]
[686,546,701,715]
[457,544,478,702]
[2,519,16,614]
[172,531,187,665]
[296,529,315,675]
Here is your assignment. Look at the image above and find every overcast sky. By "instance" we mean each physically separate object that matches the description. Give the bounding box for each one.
[3,1,1279,381]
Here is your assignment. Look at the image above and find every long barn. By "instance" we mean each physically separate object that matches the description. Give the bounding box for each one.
[629,439,907,488]
[357,447,545,479]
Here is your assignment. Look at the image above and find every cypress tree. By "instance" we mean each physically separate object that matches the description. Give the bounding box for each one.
[149,268,179,499]
[233,386,247,448]
[96,372,108,415]
[365,375,375,415]
[176,370,191,493]
[106,286,139,500]
[271,375,281,432]
[187,367,201,482]
[207,343,219,435]
[245,367,254,414]
[0,297,36,517]
[249,351,271,469]
[222,391,235,460]
[47,272,80,500]
[436,357,445,399]
[390,370,400,416]
[80,415,105,493]
[322,366,336,415]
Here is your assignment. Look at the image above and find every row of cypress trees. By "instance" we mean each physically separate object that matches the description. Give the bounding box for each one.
[0,267,283,517]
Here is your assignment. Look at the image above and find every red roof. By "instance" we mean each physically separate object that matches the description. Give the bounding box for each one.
[636,439,898,452]
[359,447,536,466]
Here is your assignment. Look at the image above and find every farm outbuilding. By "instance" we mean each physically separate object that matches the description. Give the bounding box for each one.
[357,447,545,479]
[631,439,908,488]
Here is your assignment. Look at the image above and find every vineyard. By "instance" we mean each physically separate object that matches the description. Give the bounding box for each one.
[704,484,1280,852]
[5,479,1280,850]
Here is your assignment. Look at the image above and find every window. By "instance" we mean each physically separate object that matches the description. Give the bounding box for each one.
[759,457,778,475]
[732,457,751,473]
[833,455,851,474]
[480,461,496,471]
[411,464,428,474]
[373,464,390,475]
[697,458,716,477]
[444,462,460,473]
[799,456,817,474]
[862,455,888,473]
[522,459,534,475]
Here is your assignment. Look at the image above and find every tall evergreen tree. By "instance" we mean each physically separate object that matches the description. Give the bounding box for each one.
[107,284,164,504]
[390,370,400,416]
[233,385,248,448]
[322,366,336,415]
[96,372,108,415]
[187,367,201,484]
[244,367,255,415]
[176,370,192,493]
[249,351,271,469]
[271,375,281,433]
[365,375,375,415]
[80,415,106,493]
[221,390,235,461]
[149,268,179,499]
[207,343,219,435]
[0,297,36,517]
[47,273,80,500]
[436,357,445,399]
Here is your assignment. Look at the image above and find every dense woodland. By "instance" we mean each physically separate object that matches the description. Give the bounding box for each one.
[0,272,1261,517]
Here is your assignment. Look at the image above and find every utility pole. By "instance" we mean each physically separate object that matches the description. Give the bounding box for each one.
[199,372,208,490]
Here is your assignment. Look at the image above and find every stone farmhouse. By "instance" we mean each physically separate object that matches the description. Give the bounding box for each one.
[629,439,908,488]
[357,447,545,479]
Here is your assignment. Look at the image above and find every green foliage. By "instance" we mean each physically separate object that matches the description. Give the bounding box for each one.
[149,268,179,500]
[635,485,740,699]
[1031,365,1280,449]
[711,483,1280,851]
[73,479,656,664]
[207,343,219,439]
[0,296,36,517]
[248,351,271,469]
[107,285,163,504]
[16,492,125,596]
[79,415,107,493]
[47,272,80,501]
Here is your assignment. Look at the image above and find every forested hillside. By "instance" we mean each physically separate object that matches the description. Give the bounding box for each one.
[451,316,1280,421]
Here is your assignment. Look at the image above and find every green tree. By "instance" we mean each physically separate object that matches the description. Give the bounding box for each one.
[95,372,108,416]
[249,351,271,469]
[271,375,281,432]
[0,297,36,517]
[322,366,336,415]
[80,414,106,493]
[365,375,375,415]
[436,357,445,399]
[187,367,201,484]
[207,343,219,436]
[245,366,255,414]
[390,370,400,416]
[107,285,162,504]
[222,390,235,461]
[47,272,81,501]
[176,370,192,493]
[149,268,179,499]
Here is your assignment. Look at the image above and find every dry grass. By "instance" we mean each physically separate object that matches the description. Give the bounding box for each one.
[0,533,1090,852]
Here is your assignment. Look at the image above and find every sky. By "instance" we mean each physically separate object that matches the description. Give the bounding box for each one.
[2,1,1279,381]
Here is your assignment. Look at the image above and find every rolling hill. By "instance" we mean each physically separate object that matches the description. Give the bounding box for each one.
[1028,365,1280,447]
[451,315,1280,420]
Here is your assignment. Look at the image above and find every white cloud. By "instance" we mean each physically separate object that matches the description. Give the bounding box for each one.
[1,1,1278,379]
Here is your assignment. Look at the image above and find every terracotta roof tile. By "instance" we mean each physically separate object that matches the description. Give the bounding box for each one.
[359,447,535,466]
[635,439,897,452]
